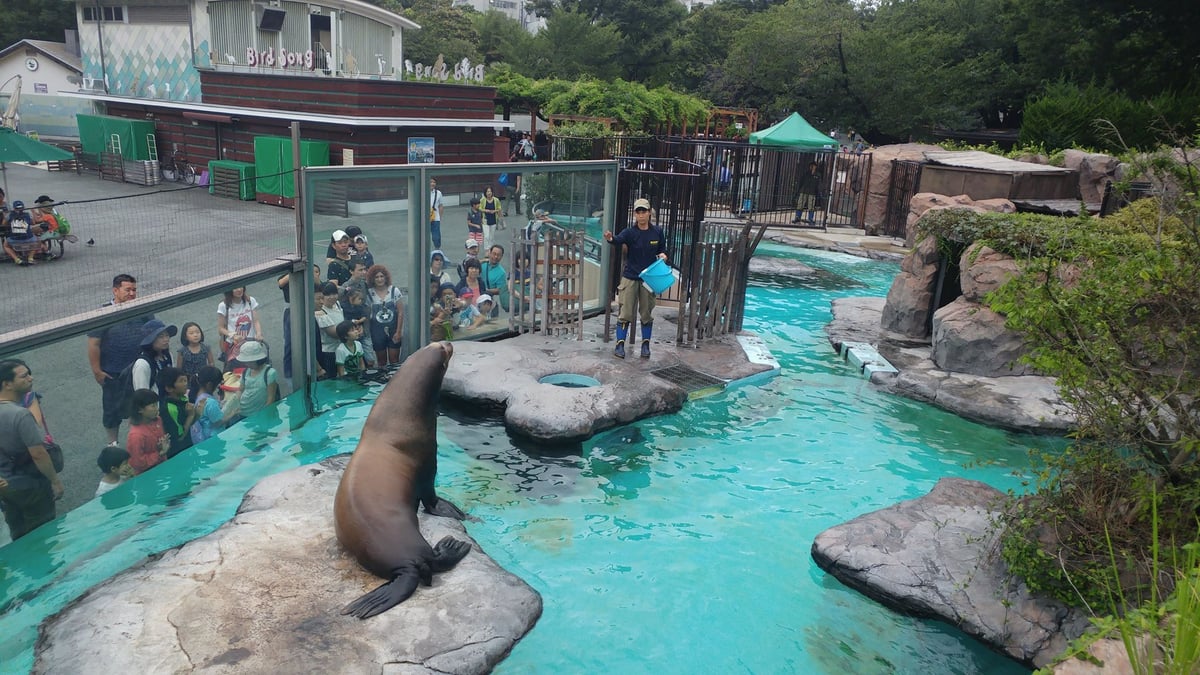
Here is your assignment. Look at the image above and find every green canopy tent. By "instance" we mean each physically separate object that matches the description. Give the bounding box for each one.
[0,127,75,196]
[748,112,837,150]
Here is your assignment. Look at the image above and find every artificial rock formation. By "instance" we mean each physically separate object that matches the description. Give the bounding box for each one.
[929,243,1031,377]
[829,297,1072,433]
[1062,150,1120,204]
[880,235,941,338]
[862,143,944,234]
[812,478,1091,670]
[35,457,542,675]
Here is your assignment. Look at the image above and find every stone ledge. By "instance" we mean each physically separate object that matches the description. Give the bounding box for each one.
[812,477,1091,669]
[35,456,542,674]
[826,296,1074,433]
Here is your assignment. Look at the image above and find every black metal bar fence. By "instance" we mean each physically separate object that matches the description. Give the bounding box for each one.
[883,159,923,239]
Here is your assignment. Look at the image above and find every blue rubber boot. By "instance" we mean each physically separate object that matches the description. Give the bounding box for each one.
[614,322,628,359]
[640,323,652,358]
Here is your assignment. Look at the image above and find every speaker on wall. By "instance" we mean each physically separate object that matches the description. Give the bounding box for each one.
[256,4,286,31]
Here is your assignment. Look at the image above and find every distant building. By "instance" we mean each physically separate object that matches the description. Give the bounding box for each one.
[54,0,510,202]
[0,37,88,138]
[451,0,543,33]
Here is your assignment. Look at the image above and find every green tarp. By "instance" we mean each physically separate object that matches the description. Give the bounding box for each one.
[748,112,837,150]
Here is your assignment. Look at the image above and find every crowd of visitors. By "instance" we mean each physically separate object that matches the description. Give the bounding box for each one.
[0,173,567,543]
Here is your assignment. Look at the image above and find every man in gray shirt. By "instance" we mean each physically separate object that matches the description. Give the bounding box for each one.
[0,359,63,540]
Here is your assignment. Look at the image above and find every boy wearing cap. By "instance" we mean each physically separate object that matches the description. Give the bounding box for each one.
[456,239,480,281]
[603,198,668,359]
[324,225,362,264]
[3,200,39,265]
[352,234,374,268]
[326,230,354,287]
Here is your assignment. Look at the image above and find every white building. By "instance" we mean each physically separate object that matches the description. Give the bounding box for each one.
[451,0,542,33]
[0,37,88,138]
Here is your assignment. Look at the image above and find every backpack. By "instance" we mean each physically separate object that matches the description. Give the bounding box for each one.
[55,211,71,236]
[114,361,137,419]
[498,173,510,187]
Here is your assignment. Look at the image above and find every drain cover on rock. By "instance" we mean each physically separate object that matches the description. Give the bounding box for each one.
[649,364,727,399]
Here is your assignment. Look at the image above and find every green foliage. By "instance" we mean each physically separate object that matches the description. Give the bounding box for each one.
[942,144,1200,623]
[0,0,77,54]
[999,444,1182,610]
[1020,82,1200,152]
[521,8,622,80]
[473,10,536,65]
[399,0,482,66]
[489,72,710,133]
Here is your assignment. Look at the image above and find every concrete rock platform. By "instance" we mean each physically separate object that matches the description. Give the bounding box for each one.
[442,306,780,444]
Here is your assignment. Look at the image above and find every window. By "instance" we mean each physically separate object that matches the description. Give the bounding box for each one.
[82,5,125,22]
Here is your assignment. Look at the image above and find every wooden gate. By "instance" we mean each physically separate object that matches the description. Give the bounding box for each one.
[510,227,587,340]
[675,222,754,345]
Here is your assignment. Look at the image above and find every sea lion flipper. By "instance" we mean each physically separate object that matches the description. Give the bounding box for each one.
[424,496,469,520]
[429,536,472,572]
[342,571,422,619]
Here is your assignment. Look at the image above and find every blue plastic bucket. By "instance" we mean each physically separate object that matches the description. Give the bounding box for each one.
[639,258,679,294]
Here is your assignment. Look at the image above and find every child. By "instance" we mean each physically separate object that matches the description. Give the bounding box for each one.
[234,340,277,420]
[339,285,376,366]
[466,198,483,248]
[334,320,366,377]
[353,234,374,268]
[456,239,480,281]
[458,294,494,331]
[191,366,235,443]
[157,367,196,458]
[95,446,130,497]
[429,283,462,340]
[126,389,169,475]
[175,322,214,401]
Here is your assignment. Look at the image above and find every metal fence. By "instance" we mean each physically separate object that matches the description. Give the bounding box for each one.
[883,159,923,239]
[607,157,761,346]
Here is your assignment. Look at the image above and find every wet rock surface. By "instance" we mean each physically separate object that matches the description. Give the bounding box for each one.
[812,478,1091,669]
[36,457,542,675]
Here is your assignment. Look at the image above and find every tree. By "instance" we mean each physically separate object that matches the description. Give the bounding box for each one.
[0,0,77,54]
[473,10,535,66]
[398,0,481,67]
[523,9,622,81]
[669,2,753,93]
[525,0,686,83]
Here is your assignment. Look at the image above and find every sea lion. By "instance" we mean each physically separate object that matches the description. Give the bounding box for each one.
[334,341,472,619]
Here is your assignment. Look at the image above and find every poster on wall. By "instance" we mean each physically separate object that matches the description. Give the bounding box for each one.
[407,137,435,164]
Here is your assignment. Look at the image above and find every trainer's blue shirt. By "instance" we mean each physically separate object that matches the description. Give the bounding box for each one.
[611,224,667,280]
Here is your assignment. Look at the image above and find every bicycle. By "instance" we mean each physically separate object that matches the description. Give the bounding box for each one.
[162,153,197,184]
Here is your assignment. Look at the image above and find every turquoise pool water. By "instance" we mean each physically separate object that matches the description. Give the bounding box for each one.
[0,244,1052,674]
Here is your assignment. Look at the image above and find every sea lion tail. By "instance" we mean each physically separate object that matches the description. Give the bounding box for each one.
[341,563,428,619]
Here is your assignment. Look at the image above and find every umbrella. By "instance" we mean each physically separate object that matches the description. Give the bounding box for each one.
[0,126,75,196]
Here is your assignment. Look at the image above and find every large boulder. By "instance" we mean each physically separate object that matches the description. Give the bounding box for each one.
[931,297,1032,376]
[905,194,1017,246]
[959,243,1021,302]
[880,235,940,338]
[35,456,542,675]
[1062,150,1119,204]
[863,143,944,234]
[830,297,1073,433]
[812,477,1091,670]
